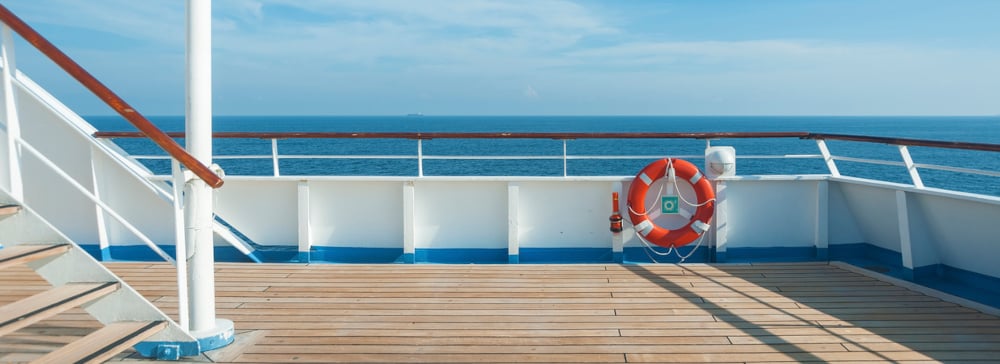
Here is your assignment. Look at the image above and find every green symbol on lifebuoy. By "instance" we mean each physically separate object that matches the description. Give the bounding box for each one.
[661,196,679,214]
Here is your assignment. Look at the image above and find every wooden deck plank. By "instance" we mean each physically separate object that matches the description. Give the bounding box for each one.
[32,321,166,364]
[242,343,853,355]
[0,244,70,271]
[235,353,628,363]
[3,261,998,363]
[0,282,118,336]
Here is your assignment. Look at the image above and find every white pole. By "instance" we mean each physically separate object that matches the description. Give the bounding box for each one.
[1,25,23,201]
[185,0,217,333]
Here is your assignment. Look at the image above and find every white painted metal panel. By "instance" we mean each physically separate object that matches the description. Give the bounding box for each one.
[827,181,866,244]
[215,180,297,245]
[413,181,506,249]
[912,193,999,277]
[0,126,10,194]
[14,87,99,242]
[719,180,816,247]
[517,181,610,248]
[92,151,174,246]
[19,140,99,243]
[835,183,903,253]
[17,87,94,185]
[307,181,403,248]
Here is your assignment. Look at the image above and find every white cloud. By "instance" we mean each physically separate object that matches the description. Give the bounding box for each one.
[523,85,539,99]
[3,1,998,115]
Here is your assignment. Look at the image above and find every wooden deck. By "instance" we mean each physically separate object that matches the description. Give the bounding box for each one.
[2,261,999,363]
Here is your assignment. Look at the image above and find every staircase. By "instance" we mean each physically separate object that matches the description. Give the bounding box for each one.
[0,204,198,362]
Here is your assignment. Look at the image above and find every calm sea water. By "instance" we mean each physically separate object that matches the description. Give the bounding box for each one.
[89,116,1000,196]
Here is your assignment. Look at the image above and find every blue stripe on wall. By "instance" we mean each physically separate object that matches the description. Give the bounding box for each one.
[76,243,999,309]
[414,248,507,264]
[519,248,614,263]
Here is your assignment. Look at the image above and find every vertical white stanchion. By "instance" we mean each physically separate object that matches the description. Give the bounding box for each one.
[184,0,233,351]
[171,160,189,331]
[507,182,519,263]
[562,139,568,177]
[90,146,110,260]
[417,139,424,177]
[815,181,829,259]
[297,180,311,262]
[403,181,416,263]
[896,190,915,280]
[713,181,728,262]
[271,138,280,176]
[1,25,22,201]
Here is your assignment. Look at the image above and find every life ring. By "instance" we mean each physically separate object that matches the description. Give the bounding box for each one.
[627,158,715,248]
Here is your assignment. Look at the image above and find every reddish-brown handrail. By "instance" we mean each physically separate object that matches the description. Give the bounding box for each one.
[91,131,1000,153]
[94,131,811,140]
[0,5,223,188]
[804,133,1000,152]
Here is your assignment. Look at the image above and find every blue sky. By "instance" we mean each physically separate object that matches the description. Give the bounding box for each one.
[3,0,999,116]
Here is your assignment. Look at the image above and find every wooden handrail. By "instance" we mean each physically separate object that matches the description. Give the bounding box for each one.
[94,131,811,140]
[92,130,1000,153]
[803,133,1000,152]
[0,5,223,188]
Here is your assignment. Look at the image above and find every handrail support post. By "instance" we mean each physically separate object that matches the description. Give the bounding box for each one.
[816,139,840,176]
[417,139,424,177]
[562,139,568,177]
[1,24,22,200]
[171,160,190,330]
[899,145,924,188]
[271,138,280,176]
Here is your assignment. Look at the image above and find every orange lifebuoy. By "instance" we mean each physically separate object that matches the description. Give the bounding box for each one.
[627,158,715,248]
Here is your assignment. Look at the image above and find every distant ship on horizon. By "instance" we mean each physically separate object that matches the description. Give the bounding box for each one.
[406,112,424,117]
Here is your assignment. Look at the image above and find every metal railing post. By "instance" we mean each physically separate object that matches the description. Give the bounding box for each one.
[562,139,568,177]
[417,139,424,177]
[171,160,190,330]
[816,139,840,176]
[271,138,280,176]
[898,145,924,188]
[0,25,22,200]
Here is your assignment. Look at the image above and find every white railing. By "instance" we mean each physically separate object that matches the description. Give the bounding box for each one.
[109,132,999,195]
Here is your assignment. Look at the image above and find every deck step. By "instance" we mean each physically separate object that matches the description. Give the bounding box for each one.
[0,244,72,271]
[0,204,21,218]
[32,320,167,364]
[0,282,119,337]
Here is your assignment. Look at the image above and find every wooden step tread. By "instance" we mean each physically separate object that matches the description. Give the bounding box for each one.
[0,244,71,271]
[32,320,167,364]
[0,204,21,217]
[0,282,119,337]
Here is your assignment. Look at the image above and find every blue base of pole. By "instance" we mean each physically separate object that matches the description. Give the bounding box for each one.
[133,319,234,360]
[192,319,235,352]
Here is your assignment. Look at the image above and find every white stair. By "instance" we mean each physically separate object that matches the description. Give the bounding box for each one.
[0,204,199,361]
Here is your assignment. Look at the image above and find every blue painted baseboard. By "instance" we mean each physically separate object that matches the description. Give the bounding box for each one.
[520,248,614,263]
[77,242,999,309]
[830,243,1000,309]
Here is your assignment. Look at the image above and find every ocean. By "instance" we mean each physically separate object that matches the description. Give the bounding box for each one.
[89,116,1000,196]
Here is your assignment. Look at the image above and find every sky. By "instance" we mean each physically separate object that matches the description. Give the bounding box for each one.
[2,0,999,116]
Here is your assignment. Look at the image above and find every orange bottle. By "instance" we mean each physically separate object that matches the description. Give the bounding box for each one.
[609,192,623,233]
